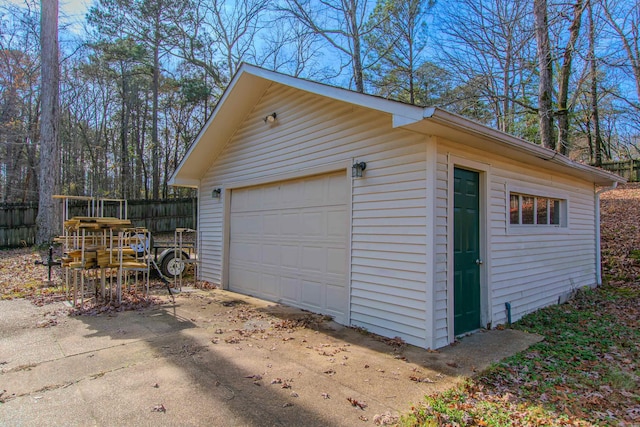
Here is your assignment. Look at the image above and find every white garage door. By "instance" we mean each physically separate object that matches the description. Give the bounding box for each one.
[229,171,349,324]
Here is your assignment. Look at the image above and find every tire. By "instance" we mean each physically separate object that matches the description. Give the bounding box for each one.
[160,251,187,278]
[130,233,153,256]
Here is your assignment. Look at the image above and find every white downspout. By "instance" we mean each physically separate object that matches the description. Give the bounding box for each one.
[595,182,618,286]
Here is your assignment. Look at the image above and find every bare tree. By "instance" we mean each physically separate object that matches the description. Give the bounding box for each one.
[257,16,326,78]
[206,0,269,77]
[277,0,378,92]
[436,0,536,134]
[0,3,41,203]
[601,0,640,107]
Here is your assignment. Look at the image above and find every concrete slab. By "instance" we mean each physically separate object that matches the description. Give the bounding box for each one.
[0,291,543,426]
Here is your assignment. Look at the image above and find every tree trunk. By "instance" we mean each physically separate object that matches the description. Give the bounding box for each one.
[557,0,584,155]
[534,0,555,150]
[36,0,61,244]
[347,0,364,93]
[120,67,129,199]
[588,0,604,166]
[152,14,161,200]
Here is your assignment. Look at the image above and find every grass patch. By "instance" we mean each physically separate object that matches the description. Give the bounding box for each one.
[402,284,640,426]
[0,280,64,300]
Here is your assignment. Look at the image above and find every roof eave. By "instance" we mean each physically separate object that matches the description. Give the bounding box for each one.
[406,107,626,187]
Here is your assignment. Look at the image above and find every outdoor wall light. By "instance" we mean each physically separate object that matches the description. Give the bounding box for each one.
[264,112,277,123]
[212,188,222,199]
[352,161,367,178]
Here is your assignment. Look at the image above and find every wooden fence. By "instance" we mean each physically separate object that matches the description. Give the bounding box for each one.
[0,198,197,248]
[598,160,640,182]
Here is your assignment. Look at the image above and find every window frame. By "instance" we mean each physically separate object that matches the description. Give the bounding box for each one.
[506,184,569,234]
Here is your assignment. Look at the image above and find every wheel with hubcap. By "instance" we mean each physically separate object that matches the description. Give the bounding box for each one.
[160,252,187,278]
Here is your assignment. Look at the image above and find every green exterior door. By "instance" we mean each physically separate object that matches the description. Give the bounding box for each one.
[453,168,481,336]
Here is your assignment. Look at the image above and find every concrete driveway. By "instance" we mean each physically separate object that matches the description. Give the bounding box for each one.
[0,289,541,426]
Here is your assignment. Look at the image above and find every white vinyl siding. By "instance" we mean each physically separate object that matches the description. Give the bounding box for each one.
[434,152,450,348]
[198,189,224,284]
[200,84,430,347]
[435,142,597,345]
[489,174,595,324]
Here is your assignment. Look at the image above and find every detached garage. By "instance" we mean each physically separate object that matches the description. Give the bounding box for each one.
[169,64,624,350]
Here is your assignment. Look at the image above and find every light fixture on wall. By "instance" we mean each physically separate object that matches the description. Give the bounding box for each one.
[352,161,366,178]
[263,112,277,123]
[212,188,222,199]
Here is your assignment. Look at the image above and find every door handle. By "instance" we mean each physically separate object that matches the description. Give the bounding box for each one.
[475,259,483,265]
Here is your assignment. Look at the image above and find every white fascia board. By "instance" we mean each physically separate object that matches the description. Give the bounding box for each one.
[168,177,200,188]
[421,107,626,186]
[392,113,424,128]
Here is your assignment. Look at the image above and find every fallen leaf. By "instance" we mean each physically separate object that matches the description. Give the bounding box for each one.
[347,397,367,410]
[245,374,262,380]
[409,375,435,383]
[152,404,166,413]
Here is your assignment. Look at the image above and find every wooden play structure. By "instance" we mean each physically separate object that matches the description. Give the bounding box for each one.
[53,195,199,306]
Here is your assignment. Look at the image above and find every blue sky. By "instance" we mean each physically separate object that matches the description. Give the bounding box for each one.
[59,0,92,28]
[61,0,92,16]
[6,0,92,23]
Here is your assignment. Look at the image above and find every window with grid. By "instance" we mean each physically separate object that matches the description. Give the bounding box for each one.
[509,193,563,226]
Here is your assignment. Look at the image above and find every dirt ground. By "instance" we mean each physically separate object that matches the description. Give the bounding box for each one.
[0,287,541,427]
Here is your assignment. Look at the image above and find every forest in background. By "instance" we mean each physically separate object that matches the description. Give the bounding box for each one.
[1,0,639,203]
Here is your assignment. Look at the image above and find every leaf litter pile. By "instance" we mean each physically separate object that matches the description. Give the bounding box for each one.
[402,184,640,427]
[0,245,170,313]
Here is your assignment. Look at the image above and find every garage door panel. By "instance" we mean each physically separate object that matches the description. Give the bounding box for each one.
[263,214,280,236]
[327,248,347,274]
[326,284,347,312]
[328,208,347,230]
[281,245,299,268]
[230,268,260,293]
[280,181,300,206]
[246,187,264,210]
[302,211,324,237]
[261,274,279,298]
[301,280,324,307]
[230,188,248,211]
[230,242,261,263]
[230,213,261,236]
[281,213,300,235]
[280,277,299,301]
[262,186,281,209]
[261,244,280,266]
[229,171,348,324]
[301,246,325,272]
[328,175,348,201]
[303,179,324,204]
